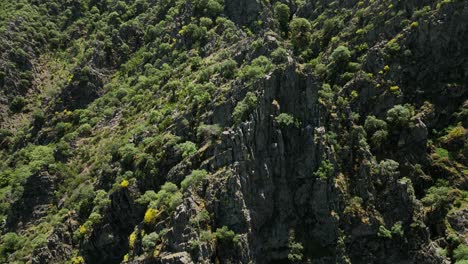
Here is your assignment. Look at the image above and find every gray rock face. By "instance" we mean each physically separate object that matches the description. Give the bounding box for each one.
[204,65,333,262]
[224,0,261,26]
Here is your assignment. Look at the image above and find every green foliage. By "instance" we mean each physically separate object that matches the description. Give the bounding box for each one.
[386,39,401,54]
[118,144,139,169]
[214,226,238,244]
[10,96,26,113]
[365,116,388,146]
[239,56,273,80]
[181,169,208,191]
[0,232,24,259]
[314,160,334,180]
[232,92,258,124]
[330,46,351,64]
[142,232,159,251]
[136,190,157,205]
[148,182,183,213]
[197,123,222,141]
[176,141,197,159]
[364,115,387,134]
[391,222,404,237]
[193,0,224,17]
[371,130,388,146]
[288,232,303,262]
[386,105,412,127]
[289,18,312,51]
[378,225,392,238]
[219,59,237,79]
[271,47,289,63]
[275,113,299,128]
[454,244,468,263]
[421,180,454,210]
[274,3,290,32]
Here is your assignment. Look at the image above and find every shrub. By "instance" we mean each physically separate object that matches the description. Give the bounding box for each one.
[77,124,92,136]
[232,92,258,124]
[271,47,288,63]
[219,59,237,79]
[364,116,387,134]
[93,190,111,212]
[71,256,85,264]
[239,56,273,80]
[144,208,159,224]
[378,225,392,238]
[182,23,208,45]
[314,160,334,180]
[176,141,197,159]
[0,232,24,255]
[142,232,159,251]
[379,159,400,178]
[118,144,138,169]
[120,179,129,188]
[371,130,388,146]
[389,85,400,94]
[275,113,299,128]
[421,180,453,210]
[289,18,312,51]
[181,169,208,191]
[391,222,404,237]
[288,241,304,262]
[10,96,26,113]
[197,123,222,141]
[330,46,351,64]
[194,0,224,17]
[214,226,238,244]
[136,190,157,205]
[386,105,411,127]
[454,244,468,262]
[274,3,290,32]
[386,39,401,54]
[199,17,213,28]
[149,182,183,213]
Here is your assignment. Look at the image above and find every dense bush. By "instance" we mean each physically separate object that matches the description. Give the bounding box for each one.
[181,169,208,191]
[239,56,273,80]
[454,244,468,263]
[364,116,387,134]
[274,3,290,33]
[215,226,238,244]
[314,160,334,179]
[9,96,26,113]
[149,182,183,213]
[275,113,299,128]
[232,92,258,124]
[386,105,412,127]
[330,46,351,65]
[289,18,312,51]
[176,141,197,159]
[142,232,159,251]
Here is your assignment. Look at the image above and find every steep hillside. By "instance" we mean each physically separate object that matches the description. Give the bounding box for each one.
[0,0,467,263]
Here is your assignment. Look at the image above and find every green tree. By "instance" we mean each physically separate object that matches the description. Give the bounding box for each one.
[289,18,312,51]
[181,169,208,191]
[330,46,351,64]
[274,3,290,33]
[386,105,411,127]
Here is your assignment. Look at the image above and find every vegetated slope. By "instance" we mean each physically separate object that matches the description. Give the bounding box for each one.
[0,0,467,263]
